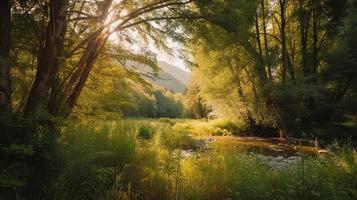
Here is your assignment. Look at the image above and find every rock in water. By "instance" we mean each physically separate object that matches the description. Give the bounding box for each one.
[318,149,331,155]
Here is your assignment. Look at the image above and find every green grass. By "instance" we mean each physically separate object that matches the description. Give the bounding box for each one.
[154,125,197,150]
[172,118,247,136]
[50,119,357,200]
[180,151,357,200]
[55,121,136,200]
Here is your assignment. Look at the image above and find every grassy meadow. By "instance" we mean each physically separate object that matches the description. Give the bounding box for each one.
[39,117,356,200]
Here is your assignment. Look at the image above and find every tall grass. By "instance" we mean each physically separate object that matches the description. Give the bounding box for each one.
[172,118,247,136]
[179,150,357,200]
[52,119,356,200]
[154,125,197,150]
[55,121,136,200]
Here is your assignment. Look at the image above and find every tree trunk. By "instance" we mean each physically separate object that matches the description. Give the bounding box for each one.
[229,62,256,128]
[298,0,311,76]
[311,3,319,74]
[0,0,12,117]
[254,11,267,80]
[261,0,272,80]
[24,0,69,114]
[65,36,108,115]
[279,0,295,82]
[47,1,70,115]
[61,0,113,116]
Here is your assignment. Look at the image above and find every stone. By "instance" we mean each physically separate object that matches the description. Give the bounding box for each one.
[275,156,284,161]
[271,148,284,152]
[318,149,331,155]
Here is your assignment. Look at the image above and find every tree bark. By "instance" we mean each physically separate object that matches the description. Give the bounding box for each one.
[62,0,113,116]
[261,0,272,80]
[311,2,319,74]
[298,0,311,76]
[254,10,268,80]
[279,0,295,82]
[0,0,12,117]
[65,36,107,114]
[24,0,69,114]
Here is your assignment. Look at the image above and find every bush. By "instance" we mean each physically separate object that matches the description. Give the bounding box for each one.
[210,119,247,135]
[171,119,247,136]
[154,125,197,150]
[136,122,155,140]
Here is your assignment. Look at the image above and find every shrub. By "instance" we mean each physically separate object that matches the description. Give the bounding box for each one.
[154,125,197,150]
[210,119,247,135]
[136,122,155,140]
[171,119,247,136]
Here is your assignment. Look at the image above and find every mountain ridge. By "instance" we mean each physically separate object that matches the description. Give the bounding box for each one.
[126,60,191,93]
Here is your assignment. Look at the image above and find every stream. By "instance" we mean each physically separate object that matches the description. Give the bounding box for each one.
[181,135,326,169]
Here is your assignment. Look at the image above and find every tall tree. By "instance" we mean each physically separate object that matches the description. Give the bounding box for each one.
[19,0,196,118]
[0,0,12,117]
[24,0,70,114]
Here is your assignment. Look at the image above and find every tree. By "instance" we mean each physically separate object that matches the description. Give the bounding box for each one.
[24,0,70,114]
[184,82,212,120]
[2,0,196,121]
[190,0,354,138]
[0,0,12,118]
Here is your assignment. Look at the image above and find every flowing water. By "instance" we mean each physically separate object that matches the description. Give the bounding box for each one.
[180,136,321,169]
[203,136,317,157]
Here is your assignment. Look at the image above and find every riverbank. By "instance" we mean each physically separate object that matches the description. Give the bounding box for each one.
[51,118,356,200]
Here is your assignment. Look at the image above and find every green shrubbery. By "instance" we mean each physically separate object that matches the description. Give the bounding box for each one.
[172,119,247,136]
[180,151,357,200]
[49,119,356,200]
[136,122,155,140]
[55,121,136,200]
[154,125,197,150]
[50,119,198,200]
[2,119,355,200]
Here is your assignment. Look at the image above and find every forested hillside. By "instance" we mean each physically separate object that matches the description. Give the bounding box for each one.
[0,0,356,199]
[151,61,190,93]
[127,60,191,93]
[157,61,190,85]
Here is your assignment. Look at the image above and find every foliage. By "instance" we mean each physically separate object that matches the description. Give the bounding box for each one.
[73,61,184,119]
[172,118,247,136]
[154,125,197,150]
[136,122,155,140]
[55,119,357,200]
[55,121,136,200]
[189,0,357,140]
[183,81,213,119]
[2,117,356,200]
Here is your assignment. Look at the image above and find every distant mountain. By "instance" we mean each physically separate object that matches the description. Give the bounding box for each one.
[126,60,191,93]
[157,61,190,85]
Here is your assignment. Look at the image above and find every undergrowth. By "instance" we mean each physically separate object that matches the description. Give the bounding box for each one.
[2,119,356,200]
[51,119,356,200]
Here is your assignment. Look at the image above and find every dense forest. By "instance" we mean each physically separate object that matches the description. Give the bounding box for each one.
[0,0,356,199]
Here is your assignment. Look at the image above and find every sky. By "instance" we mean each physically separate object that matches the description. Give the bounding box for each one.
[106,1,191,73]
[110,32,191,73]
[151,40,191,73]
